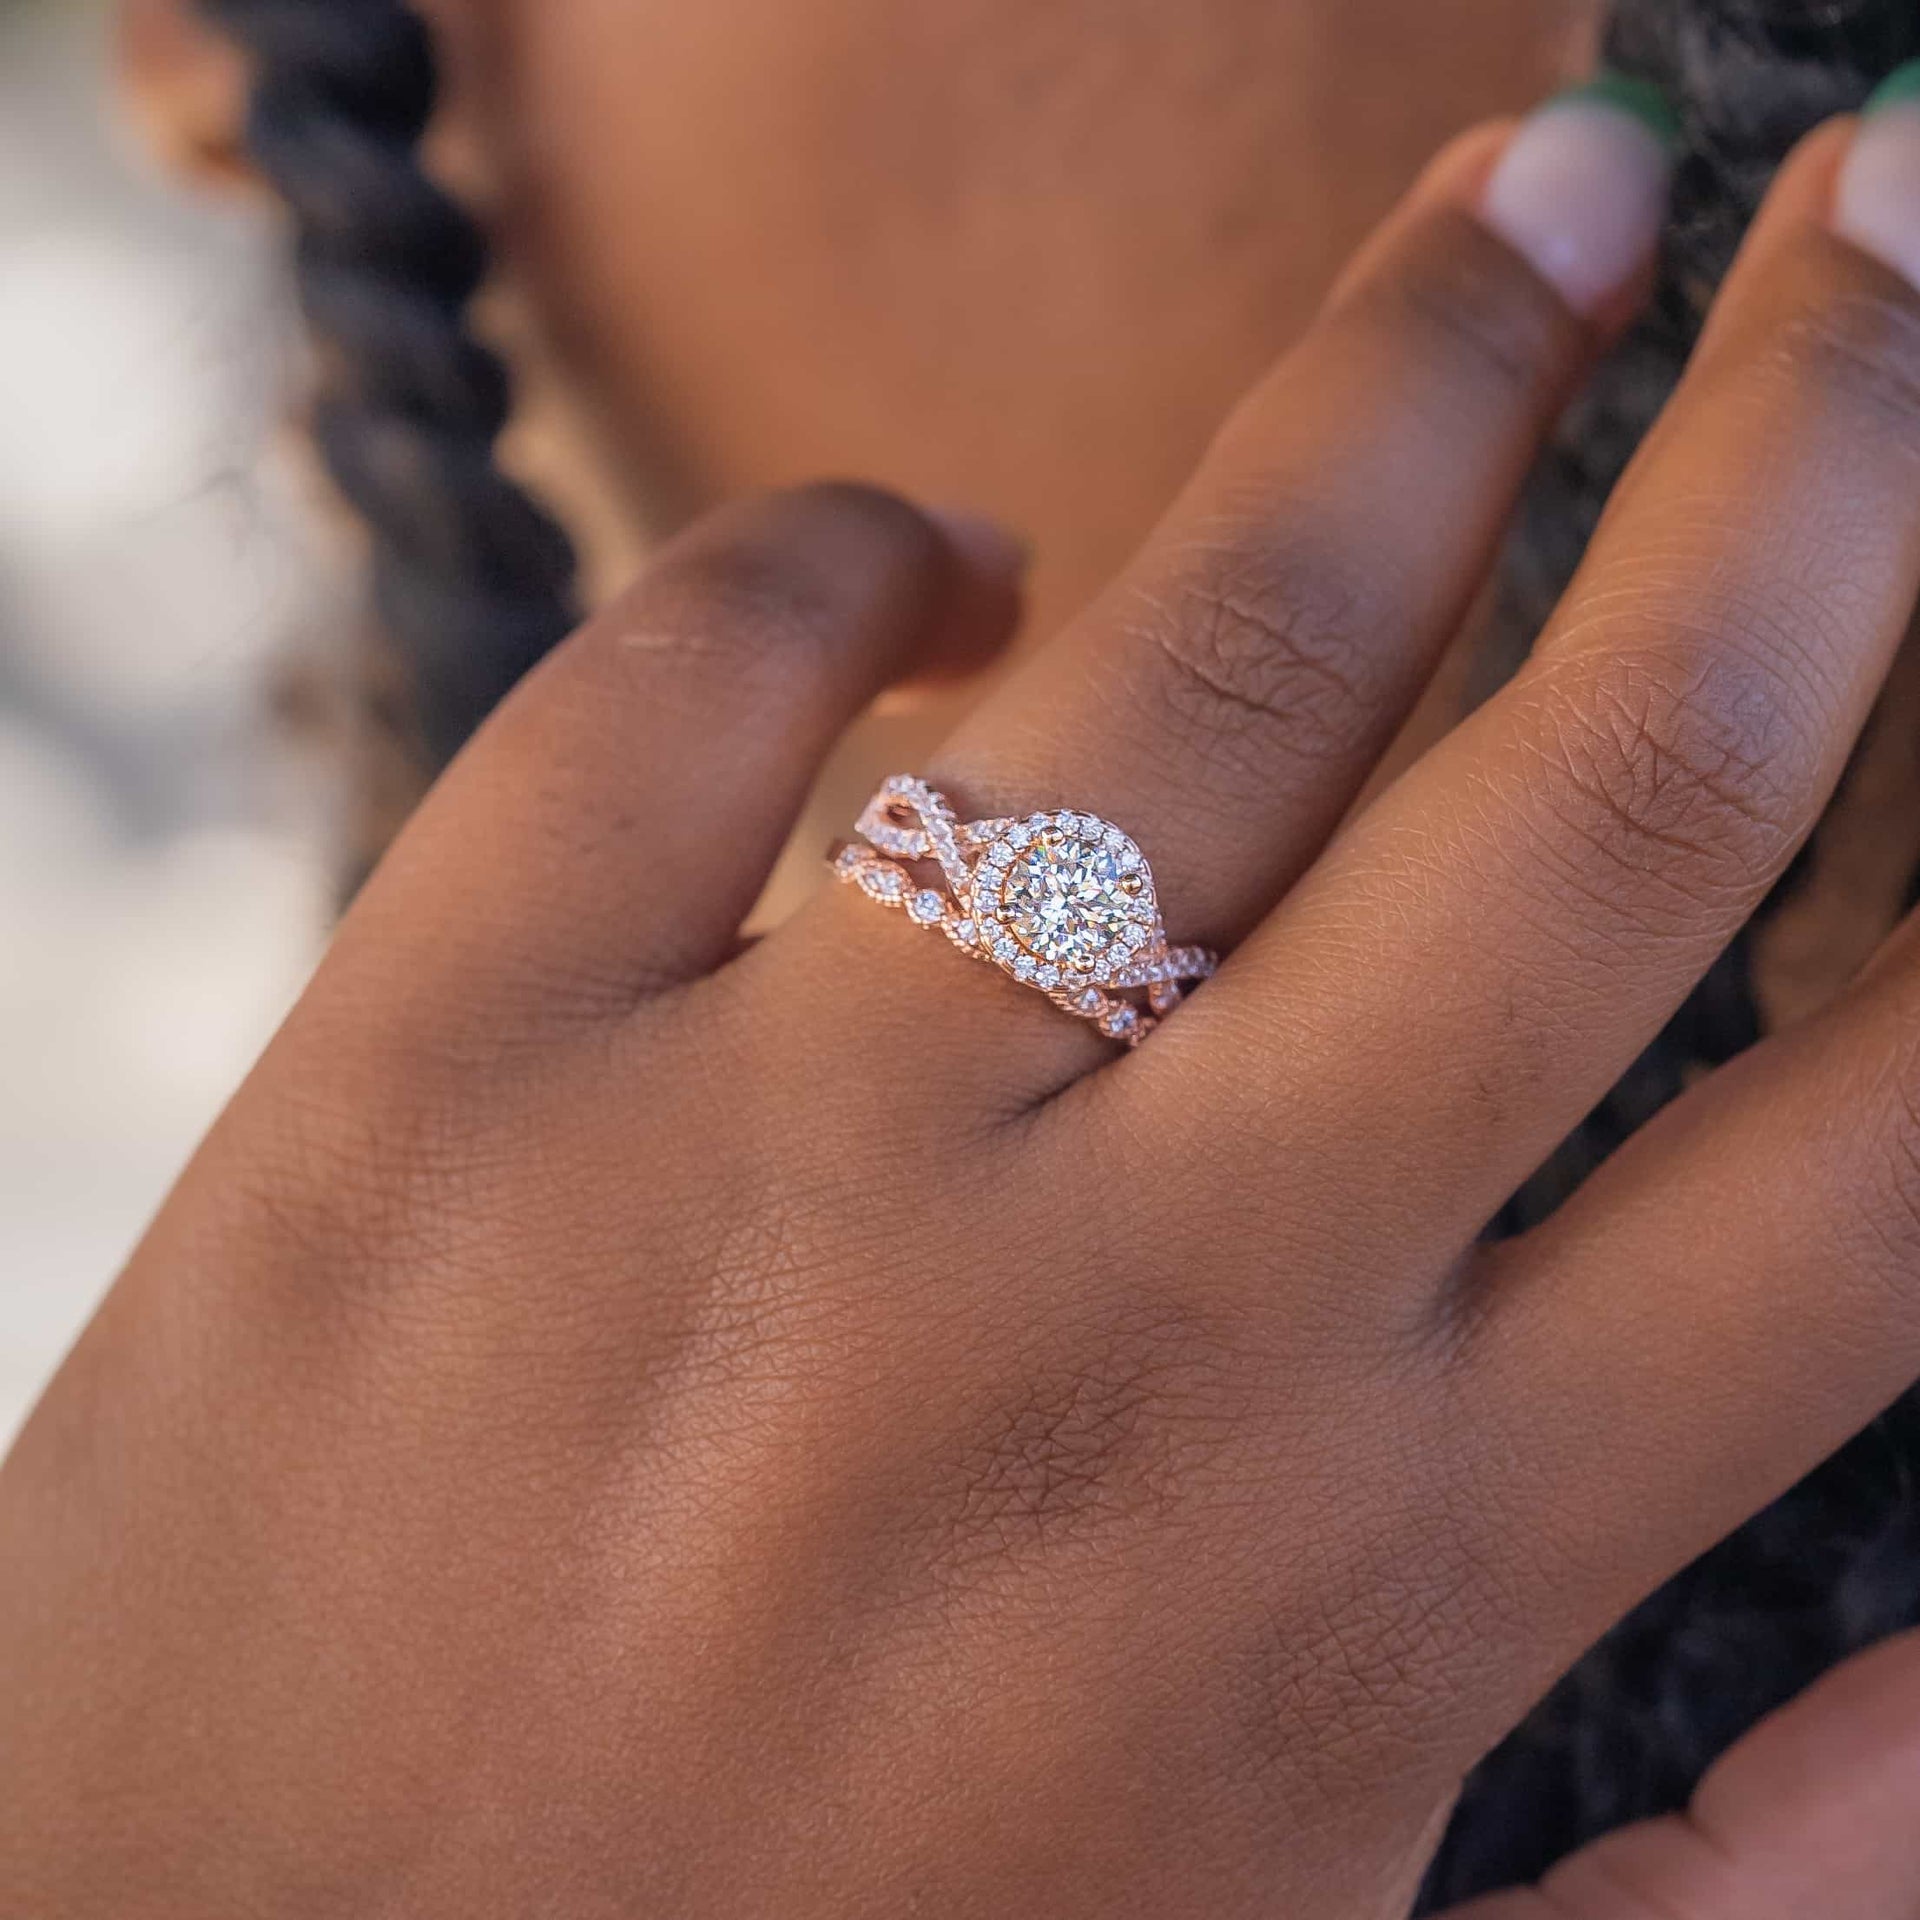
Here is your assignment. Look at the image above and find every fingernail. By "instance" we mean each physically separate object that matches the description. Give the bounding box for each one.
[1479,74,1679,316]
[925,506,1032,587]
[1833,62,1920,291]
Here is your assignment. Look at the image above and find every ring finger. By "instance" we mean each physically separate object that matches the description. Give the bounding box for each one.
[787,91,1676,1075]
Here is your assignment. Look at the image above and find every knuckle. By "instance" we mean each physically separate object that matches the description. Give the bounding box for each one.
[1521,637,1820,909]
[1123,518,1385,775]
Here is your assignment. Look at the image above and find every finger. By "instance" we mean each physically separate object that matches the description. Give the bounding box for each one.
[801,95,1666,1069]
[1446,1630,1920,1920]
[1184,115,1920,1256]
[1455,890,1920,1650]
[329,484,1024,1029]
[945,101,1646,933]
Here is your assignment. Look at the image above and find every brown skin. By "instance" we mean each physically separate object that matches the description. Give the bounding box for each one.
[452,0,1592,627]
[442,0,1600,885]
[124,0,1595,632]
[9,80,1920,1911]
[118,0,1602,903]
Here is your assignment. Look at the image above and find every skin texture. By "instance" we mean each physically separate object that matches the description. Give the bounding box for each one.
[8,98,1920,1915]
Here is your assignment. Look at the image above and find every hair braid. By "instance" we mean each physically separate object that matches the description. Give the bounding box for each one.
[1421,3,1920,1903]
[199,0,580,772]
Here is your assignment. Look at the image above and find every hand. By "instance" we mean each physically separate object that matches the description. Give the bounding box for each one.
[6,103,1920,1919]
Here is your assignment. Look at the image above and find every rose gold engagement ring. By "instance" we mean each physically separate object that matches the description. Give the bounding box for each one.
[833,775,1217,1047]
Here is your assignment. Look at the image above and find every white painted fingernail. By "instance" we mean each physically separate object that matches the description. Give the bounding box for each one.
[1479,76,1679,316]
[1834,65,1920,292]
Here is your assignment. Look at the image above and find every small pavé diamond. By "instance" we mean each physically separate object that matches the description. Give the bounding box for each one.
[908,889,946,925]
[1037,965,1061,989]
[1101,1005,1139,1037]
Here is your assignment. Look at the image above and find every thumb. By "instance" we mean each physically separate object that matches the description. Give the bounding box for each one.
[1444,1628,1920,1920]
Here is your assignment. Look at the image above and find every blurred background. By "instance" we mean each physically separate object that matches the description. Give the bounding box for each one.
[0,0,339,1444]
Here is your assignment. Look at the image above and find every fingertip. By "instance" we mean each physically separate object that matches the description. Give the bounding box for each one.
[924,506,1032,594]
[1741,114,1860,248]
[1834,64,1920,292]
[1678,1629,1920,1910]
[1697,1627,1920,1825]
[1680,113,1893,367]
[879,505,1031,705]
[1476,77,1678,318]
[1410,119,1526,210]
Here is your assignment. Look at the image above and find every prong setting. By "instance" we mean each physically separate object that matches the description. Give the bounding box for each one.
[836,779,1215,1047]
[966,810,1160,988]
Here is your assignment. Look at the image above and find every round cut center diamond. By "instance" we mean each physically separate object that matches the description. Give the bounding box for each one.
[999,833,1135,968]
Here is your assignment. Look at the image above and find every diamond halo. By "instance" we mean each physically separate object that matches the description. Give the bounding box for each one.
[837,776,1216,1047]
[968,811,1157,989]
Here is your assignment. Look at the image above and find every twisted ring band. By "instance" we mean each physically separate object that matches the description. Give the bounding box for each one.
[832,775,1216,1046]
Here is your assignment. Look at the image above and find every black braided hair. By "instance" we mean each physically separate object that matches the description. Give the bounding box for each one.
[198,0,579,775]
[1421,1,1920,1904]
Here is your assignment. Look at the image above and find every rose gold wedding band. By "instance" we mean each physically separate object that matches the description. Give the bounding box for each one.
[832,775,1216,1047]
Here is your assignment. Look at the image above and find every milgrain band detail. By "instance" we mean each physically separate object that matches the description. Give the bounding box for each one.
[833,775,1216,1046]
